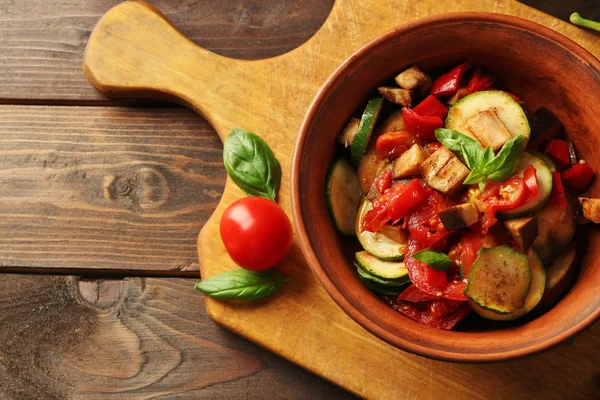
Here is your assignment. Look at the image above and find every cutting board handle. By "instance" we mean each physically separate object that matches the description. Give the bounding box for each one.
[83,1,240,131]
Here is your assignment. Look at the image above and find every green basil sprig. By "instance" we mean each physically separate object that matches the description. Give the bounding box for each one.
[195,269,292,301]
[434,128,484,169]
[223,128,281,201]
[411,249,453,271]
[435,128,526,188]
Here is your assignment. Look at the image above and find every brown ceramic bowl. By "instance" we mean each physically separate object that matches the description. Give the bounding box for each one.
[291,12,600,362]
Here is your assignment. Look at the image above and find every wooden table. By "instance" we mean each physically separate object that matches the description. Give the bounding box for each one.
[0,1,598,398]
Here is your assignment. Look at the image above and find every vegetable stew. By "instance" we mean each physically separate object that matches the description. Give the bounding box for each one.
[327,62,597,330]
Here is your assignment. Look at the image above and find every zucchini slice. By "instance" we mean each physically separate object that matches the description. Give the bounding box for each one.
[326,158,362,236]
[355,198,407,260]
[358,275,405,296]
[471,250,546,320]
[355,251,410,283]
[531,151,557,172]
[445,90,530,143]
[464,246,531,314]
[350,97,384,167]
[498,152,553,219]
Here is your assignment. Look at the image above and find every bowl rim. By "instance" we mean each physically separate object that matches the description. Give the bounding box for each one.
[291,11,600,362]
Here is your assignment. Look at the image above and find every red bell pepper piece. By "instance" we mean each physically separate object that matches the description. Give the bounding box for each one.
[413,95,448,119]
[545,139,570,169]
[362,179,426,232]
[375,170,393,194]
[523,165,539,200]
[384,296,471,330]
[466,68,495,94]
[431,62,471,97]
[562,163,596,192]
[375,131,420,159]
[424,141,443,154]
[549,171,567,210]
[479,178,532,233]
[402,107,443,140]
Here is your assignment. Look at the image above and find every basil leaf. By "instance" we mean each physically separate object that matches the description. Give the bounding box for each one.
[484,135,527,182]
[412,249,453,271]
[481,146,495,165]
[223,129,281,201]
[478,180,487,192]
[463,166,487,185]
[435,128,483,169]
[195,269,292,301]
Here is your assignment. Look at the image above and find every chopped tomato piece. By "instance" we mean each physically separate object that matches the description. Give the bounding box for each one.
[545,138,570,170]
[431,62,471,97]
[405,188,455,249]
[397,284,440,302]
[375,131,421,159]
[549,171,567,209]
[404,239,448,295]
[413,95,448,119]
[384,296,471,330]
[424,141,443,154]
[375,170,393,194]
[402,107,444,140]
[466,68,495,93]
[362,179,426,232]
[523,165,539,200]
[562,163,595,192]
[479,178,532,233]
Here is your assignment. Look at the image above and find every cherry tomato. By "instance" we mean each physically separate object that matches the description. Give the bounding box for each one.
[220,197,293,271]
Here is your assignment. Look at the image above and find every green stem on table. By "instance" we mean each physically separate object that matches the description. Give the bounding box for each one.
[570,12,600,32]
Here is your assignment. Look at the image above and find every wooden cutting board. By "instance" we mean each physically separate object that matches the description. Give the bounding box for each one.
[83,1,600,398]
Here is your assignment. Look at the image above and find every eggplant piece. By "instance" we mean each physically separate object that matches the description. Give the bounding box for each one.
[377,87,413,107]
[358,145,390,197]
[439,203,480,230]
[420,147,470,196]
[375,110,405,135]
[527,107,564,150]
[337,117,360,148]
[394,65,432,94]
[578,197,600,223]
[466,109,513,151]
[504,217,538,251]
[538,243,577,310]
[532,194,577,265]
[392,144,429,179]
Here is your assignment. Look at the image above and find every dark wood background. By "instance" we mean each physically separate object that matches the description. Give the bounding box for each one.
[0,1,598,398]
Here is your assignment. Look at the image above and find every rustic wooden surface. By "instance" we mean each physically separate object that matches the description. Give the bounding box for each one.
[0,0,598,399]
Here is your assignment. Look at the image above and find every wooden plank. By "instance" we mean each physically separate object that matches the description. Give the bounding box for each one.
[0,105,225,274]
[4,273,597,399]
[0,0,597,104]
[0,0,335,103]
[0,274,352,399]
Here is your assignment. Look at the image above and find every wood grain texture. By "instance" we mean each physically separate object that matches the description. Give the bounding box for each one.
[133,0,600,397]
[0,105,225,274]
[0,1,598,399]
[4,273,598,399]
[0,274,351,399]
[0,0,334,103]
